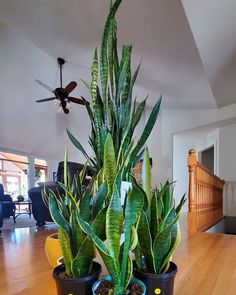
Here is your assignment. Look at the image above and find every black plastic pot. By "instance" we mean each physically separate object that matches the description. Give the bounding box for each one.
[133,262,177,295]
[53,261,101,295]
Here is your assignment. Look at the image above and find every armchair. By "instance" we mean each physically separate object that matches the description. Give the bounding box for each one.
[28,161,92,226]
[0,184,15,218]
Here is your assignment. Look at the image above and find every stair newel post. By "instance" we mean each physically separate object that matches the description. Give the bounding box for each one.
[188,149,197,233]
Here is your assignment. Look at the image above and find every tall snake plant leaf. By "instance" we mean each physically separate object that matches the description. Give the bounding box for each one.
[124,256,133,290]
[129,174,149,212]
[104,133,117,197]
[142,148,152,205]
[80,79,92,96]
[122,62,142,132]
[79,182,92,223]
[108,18,115,96]
[100,0,122,101]
[112,18,119,90]
[160,223,181,273]
[58,227,73,275]
[131,97,147,131]
[120,176,144,287]
[150,190,159,240]
[122,96,162,179]
[91,49,105,169]
[81,96,95,130]
[153,211,183,273]
[49,194,71,235]
[134,243,142,270]
[106,187,123,274]
[70,210,84,258]
[72,236,94,277]
[66,129,96,166]
[117,97,147,165]
[92,182,108,218]
[91,49,99,106]
[91,205,108,241]
[138,210,155,273]
[117,45,132,107]
[77,215,119,285]
[162,180,172,217]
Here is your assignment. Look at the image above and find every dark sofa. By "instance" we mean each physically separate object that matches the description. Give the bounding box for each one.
[0,183,15,219]
[28,161,91,226]
[0,203,3,234]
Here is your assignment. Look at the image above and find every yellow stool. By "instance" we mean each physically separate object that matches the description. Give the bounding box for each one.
[45,233,63,268]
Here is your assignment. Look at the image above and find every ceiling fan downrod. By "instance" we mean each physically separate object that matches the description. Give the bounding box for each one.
[57,57,65,88]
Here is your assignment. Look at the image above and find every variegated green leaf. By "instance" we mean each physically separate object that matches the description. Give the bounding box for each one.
[106,188,123,273]
[72,236,94,277]
[138,210,155,272]
[58,227,73,275]
[100,0,122,100]
[103,133,117,196]
[120,176,144,286]
[142,148,152,205]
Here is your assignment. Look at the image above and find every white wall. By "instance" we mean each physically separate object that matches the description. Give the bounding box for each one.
[146,102,236,210]
[0,26,92,165]
[219,123,236,181]
[173,127,219,212]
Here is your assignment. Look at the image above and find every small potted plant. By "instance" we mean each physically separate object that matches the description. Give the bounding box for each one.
[133,149,186,295]
[48,155,105,295]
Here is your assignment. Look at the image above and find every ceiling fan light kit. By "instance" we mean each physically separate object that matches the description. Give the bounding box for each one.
[35,57,87,114]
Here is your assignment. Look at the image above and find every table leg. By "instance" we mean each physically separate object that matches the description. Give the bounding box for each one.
[29,203,32,219]
[13,208,16,223]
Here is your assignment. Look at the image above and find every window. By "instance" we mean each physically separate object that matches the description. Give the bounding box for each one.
[35,159,48,185]
[0,152,29,199]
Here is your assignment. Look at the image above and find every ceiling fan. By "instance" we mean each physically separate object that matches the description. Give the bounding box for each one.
[35,57,86,114]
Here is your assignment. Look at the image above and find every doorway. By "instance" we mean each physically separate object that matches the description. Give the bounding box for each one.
[199,146,215,173]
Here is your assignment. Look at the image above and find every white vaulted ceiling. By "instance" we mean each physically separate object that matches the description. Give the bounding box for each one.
[0,0,236,160]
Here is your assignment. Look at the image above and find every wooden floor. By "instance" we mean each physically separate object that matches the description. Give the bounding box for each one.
[1,216,236,295]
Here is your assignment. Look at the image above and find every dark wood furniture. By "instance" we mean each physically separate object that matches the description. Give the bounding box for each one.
[13,200,32,223]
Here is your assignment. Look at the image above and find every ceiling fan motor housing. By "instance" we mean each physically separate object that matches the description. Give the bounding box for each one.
[57,57,65,65]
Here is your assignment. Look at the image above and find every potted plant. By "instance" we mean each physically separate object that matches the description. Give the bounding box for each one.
[47,155,106,295]
[133,149,186,295]
[49,0,164,294]
[78,134,147,295]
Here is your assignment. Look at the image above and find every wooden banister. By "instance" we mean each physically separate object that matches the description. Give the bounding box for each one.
[187,149,225,234]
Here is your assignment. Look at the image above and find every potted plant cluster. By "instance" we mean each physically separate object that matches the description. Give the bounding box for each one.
[133,149,186,295]
[48,156,105,295]
[47,0,185,294]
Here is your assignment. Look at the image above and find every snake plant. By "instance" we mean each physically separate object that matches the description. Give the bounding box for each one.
[135,149,186,274]
[67,0,162,182]
[78,134,147,295]
[47,153,107,277]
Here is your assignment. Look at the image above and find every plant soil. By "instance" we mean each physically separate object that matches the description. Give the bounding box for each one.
[95,280,143,295]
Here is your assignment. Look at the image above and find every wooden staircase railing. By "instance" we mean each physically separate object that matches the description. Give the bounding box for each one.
[188,149,225,233]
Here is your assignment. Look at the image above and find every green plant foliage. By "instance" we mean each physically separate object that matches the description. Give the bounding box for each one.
[47,154,107,277]
[67,0,162,183]
[135,148,186,274]
[78,176,145,294]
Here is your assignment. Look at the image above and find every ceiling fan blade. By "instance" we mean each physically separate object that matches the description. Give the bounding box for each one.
[36,97,55,103]
[64,81,77,94]
[35,79,54,92]
[68,97,86,105]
